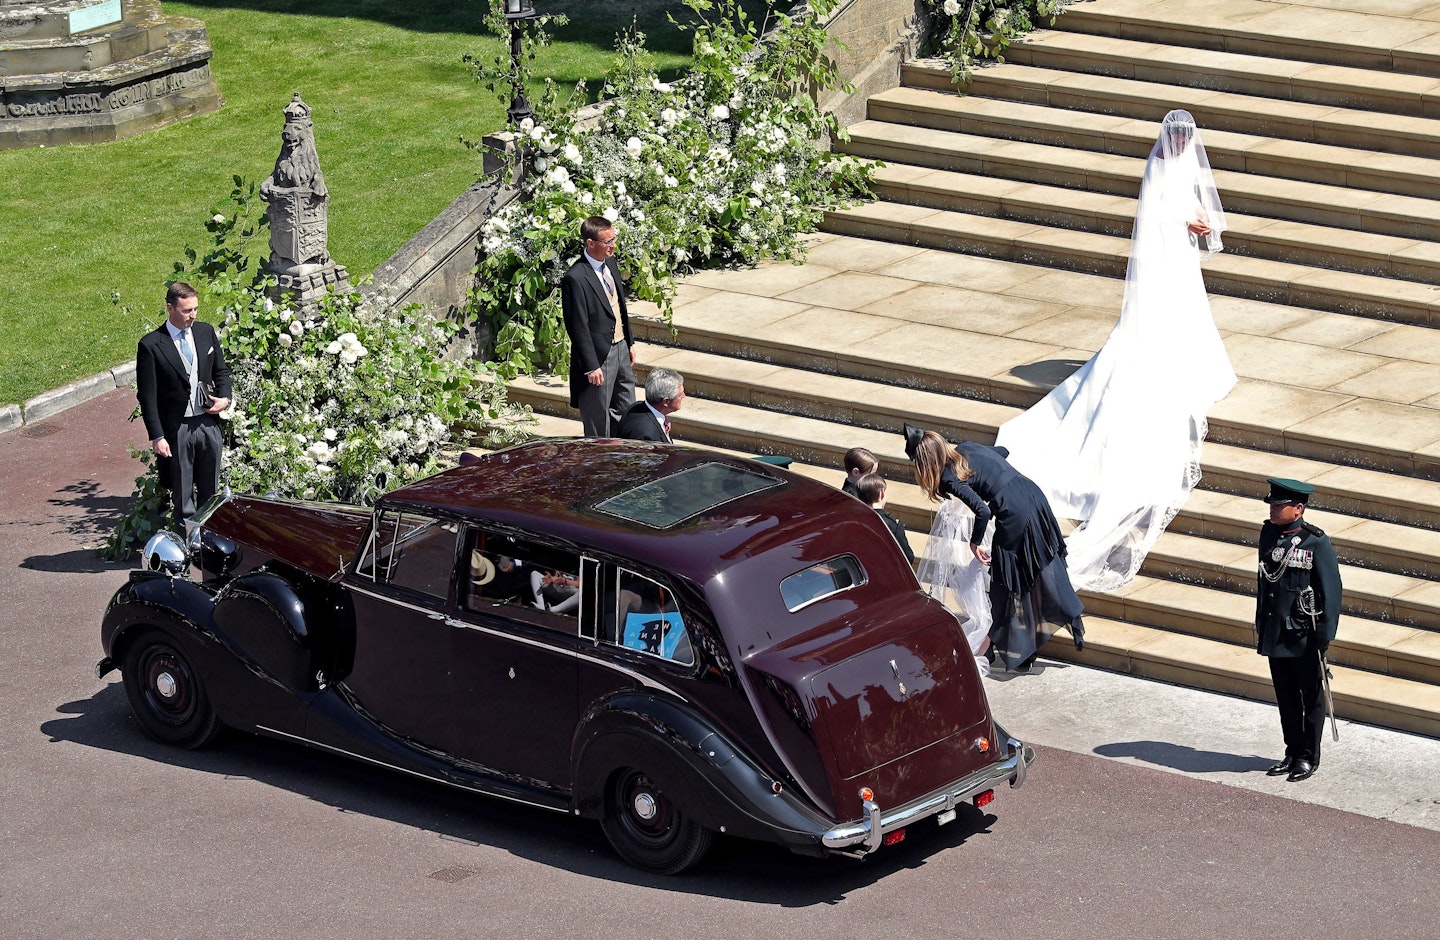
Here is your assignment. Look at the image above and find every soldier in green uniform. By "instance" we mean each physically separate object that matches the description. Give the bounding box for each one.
[1255,478,1342,782]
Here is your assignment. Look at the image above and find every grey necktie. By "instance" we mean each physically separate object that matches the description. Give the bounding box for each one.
[178,329,195,370]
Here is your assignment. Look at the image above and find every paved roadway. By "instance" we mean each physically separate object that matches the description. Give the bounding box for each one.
[3,389,1438,939]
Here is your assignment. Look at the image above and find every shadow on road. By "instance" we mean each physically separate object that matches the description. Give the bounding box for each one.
[1093,739,1274,774]
[43,683,999,904]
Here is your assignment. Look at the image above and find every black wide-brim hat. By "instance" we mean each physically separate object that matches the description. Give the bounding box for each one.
[1264,476,1315,505]
[903,423,927,461]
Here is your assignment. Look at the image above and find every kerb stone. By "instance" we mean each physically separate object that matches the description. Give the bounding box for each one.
[23,372,117,423]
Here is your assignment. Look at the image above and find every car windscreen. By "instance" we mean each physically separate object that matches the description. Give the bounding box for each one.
[593,461,782,529]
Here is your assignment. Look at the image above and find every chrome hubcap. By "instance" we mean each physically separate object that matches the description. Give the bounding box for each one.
[155,671,178,699]
[632,792,658,821]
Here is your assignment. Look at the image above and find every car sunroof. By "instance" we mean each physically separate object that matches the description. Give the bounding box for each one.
[594,461,783,529]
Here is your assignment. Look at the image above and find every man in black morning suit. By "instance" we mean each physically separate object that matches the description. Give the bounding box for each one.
[135,281,233,528]
[562,215,634,437]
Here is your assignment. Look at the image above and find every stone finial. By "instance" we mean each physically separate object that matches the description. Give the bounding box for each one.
[260,92,349,303]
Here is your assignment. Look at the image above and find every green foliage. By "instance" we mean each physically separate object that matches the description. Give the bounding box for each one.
[928,0,1070,80]
[468,0,876,379]
[100,443,172,562]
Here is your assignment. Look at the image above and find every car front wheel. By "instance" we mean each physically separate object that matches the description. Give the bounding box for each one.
[600,767,713,875]
[121,627,223,749]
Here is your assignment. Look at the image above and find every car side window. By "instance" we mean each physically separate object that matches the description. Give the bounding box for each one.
[462,527,580,636]
[358,509,458,601]
[609,568,694,666]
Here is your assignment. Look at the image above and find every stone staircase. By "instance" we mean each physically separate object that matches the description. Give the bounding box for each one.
[506,1,1440,737]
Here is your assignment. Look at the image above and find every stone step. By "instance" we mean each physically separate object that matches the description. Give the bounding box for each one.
[1053,0,1440,78]
[871,84,1440,242]
[623,288,1440,519]
[911,61,1440,168]
[823,191,1440,330]
[1006,29,1440,118]
[1052,613,1440,740]
[868,162,1440,287]
[517,412,1440,739]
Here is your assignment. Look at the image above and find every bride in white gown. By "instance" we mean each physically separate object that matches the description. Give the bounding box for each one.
[995,109,1237,593]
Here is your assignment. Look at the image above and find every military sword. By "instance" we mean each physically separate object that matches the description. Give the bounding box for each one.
[1320,650,1339,742]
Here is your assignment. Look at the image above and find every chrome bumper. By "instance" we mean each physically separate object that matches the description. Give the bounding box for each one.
[820,735,1036,854]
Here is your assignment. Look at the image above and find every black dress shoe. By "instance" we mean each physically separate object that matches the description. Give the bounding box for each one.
[1287,759,1316,782]
[1071,616,1086,652]
[1265,757,1294,776]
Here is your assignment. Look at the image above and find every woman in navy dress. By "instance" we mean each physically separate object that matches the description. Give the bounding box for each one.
[906,425,1085,671]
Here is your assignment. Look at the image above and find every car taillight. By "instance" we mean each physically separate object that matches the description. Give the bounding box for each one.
[883,828,906,846]
[974,789,995,809]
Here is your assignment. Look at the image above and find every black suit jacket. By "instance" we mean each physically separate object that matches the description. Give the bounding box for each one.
[561,253,631,407]
[135,320,233,446]
[617,401,669,442]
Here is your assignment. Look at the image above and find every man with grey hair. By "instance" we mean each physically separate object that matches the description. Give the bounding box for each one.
[618,368,685,443]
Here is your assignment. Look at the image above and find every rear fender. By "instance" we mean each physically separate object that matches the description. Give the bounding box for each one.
[572,692,832,851]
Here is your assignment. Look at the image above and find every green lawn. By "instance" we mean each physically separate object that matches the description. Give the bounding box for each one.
[0,1,711,405]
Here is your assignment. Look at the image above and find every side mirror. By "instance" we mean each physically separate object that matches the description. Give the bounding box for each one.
[142,531,190,578]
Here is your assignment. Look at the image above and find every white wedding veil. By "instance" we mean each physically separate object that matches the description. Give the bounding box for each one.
[1153,109,1224,251]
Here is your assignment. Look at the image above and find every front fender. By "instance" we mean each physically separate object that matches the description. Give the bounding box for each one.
[572,692,834,853]
[99,571,310,736]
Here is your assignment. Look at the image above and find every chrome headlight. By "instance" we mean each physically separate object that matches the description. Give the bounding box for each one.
[142,531,190,578]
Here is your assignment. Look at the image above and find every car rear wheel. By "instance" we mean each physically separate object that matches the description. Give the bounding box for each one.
[121,627,223,749]
[600,767,713,875]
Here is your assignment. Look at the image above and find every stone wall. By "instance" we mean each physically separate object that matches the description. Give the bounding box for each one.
[814,0,934,129]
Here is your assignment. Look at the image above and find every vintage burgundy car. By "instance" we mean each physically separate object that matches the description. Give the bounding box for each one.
[97,439,1034,874]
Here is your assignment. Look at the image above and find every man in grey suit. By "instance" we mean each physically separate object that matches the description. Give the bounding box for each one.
[562,216,634,437]
[618,368,685,443]
[135,281,233,528]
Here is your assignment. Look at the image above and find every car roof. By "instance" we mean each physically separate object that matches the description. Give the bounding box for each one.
[380,439,873,584]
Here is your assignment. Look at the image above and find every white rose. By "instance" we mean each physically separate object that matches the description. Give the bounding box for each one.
[518,117,534,134]
[323,428,337,441]
[632,209,645,222]
[625,136,643,157]
[651,78,673,93]
[563,142,582,164]
[943,0,960,14]
[279,308,292,322]
[278,333,292,347]
[661,108,679,125]
[579,191,593,204]
[325,340,342,355]
[288,320,304,337]
[212,214,226,224]
[533,155,550,172]
[709,104,730,120]
[602,207,620,223]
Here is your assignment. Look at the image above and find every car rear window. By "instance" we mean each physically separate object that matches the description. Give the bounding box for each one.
[780,555,867,612]
[594,461,781,529]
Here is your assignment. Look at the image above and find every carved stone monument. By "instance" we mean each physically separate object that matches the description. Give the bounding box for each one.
[260,93,349,304]
[0,0,221,149]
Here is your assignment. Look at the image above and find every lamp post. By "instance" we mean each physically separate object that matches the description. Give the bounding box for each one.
[504,0,537,128]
